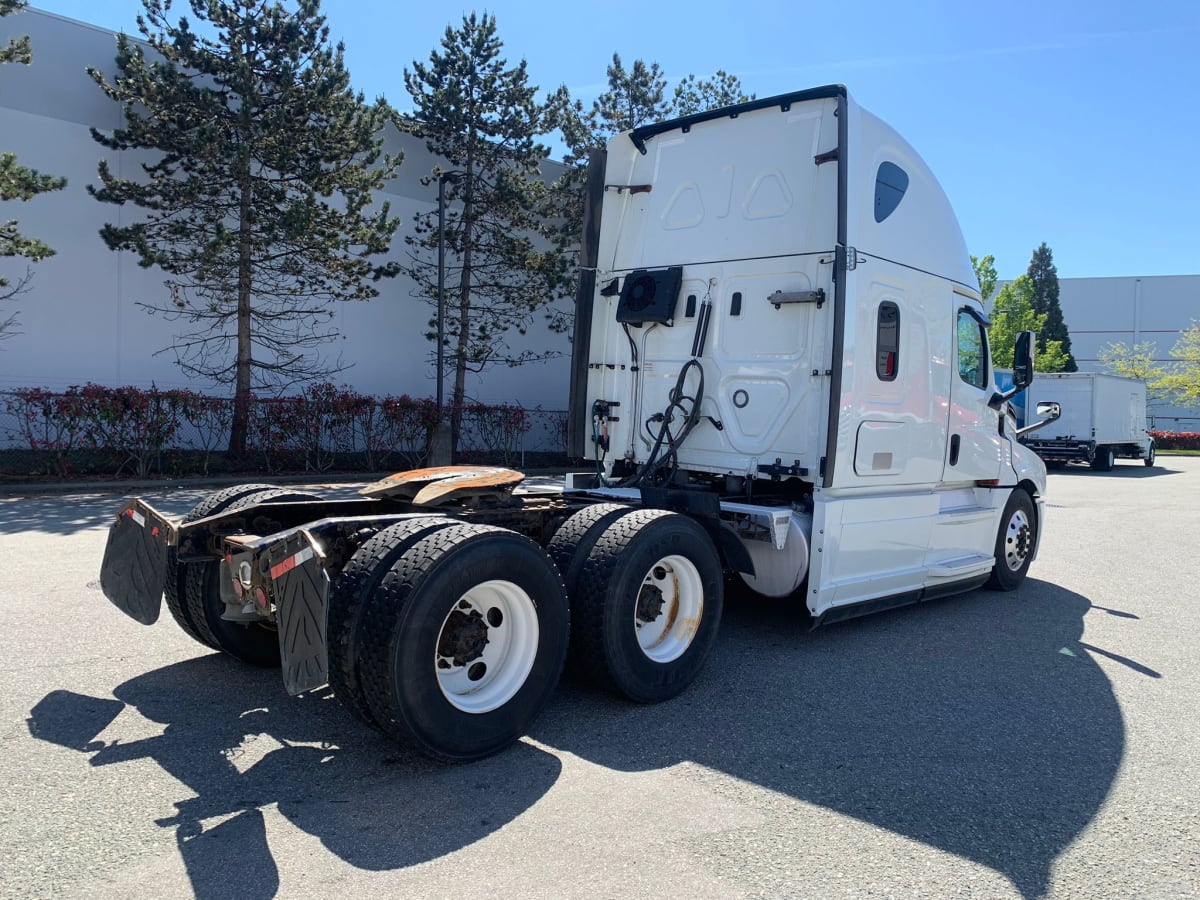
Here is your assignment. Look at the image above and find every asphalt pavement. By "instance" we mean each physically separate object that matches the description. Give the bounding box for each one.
[0,461,1197,898]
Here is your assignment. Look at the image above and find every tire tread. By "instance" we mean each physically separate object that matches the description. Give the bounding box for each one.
[327,517,457,728]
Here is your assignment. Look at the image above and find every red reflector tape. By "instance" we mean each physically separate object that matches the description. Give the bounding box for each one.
[269,546,314,580]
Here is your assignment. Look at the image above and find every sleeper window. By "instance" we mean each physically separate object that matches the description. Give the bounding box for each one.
[874,162,909,223]
[876,302,899,380]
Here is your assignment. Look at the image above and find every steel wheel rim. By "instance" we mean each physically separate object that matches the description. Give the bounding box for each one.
[435,580,539,714]
[1004,509,1033,572]
[633,554,704,663]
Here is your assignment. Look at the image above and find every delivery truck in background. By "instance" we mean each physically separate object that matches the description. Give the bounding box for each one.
[1019,372,1154,470]
[99,85,1052,762]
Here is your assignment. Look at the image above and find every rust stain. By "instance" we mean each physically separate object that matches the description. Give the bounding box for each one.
[360,465,525,505]
[678,615,701,641]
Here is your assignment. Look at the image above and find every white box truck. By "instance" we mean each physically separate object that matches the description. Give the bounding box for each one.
[99,85,1051,761]
[1020,372,1154,470]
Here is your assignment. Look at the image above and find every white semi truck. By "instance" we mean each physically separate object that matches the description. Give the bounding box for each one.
[1019,372,1154,470]
[100,85,1050,762]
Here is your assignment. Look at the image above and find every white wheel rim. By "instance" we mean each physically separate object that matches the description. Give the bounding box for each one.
[633,554,704,663]
[1004,509,1033,572]
[434,580,539,714]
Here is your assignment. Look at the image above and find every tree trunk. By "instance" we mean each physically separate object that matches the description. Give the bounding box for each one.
[227,152,254,457]
[451,204,473,459]
[451,166,475,459]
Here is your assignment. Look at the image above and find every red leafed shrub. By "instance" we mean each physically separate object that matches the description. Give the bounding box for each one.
[1149,430,1200,451]
[379,394,439,469]
[2,384,563,478]
[458,401,530,465]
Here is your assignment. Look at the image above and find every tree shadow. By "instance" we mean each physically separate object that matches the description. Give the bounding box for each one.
[531,578,1129,899]
[0,481,365,536]
[27,656,561,896]
[0,492,143,536]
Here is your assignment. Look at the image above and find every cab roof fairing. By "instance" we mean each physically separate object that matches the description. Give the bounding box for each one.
[843,100,977,292]
[607,85,977,295]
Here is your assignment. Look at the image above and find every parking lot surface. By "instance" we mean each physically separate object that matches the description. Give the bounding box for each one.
[0,460,1197,898]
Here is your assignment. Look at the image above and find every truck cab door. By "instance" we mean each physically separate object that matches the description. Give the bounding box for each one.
[943,307,1004,483]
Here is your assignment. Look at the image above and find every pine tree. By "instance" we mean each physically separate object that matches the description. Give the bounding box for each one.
[402,12,573,454]
[88,0,400,454]
[1026,242,1076,371]
[1,0,67,338]
[552,54,670,167]
[669,70,754,117]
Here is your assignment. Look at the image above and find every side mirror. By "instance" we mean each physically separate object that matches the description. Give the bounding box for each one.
[1035,401,1061,418]
[1012,331,1036,389]
[1017,399,1062,436]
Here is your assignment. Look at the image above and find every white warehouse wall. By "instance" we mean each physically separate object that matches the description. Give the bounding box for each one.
[0,8,573,407]
[1057,275,1199,428]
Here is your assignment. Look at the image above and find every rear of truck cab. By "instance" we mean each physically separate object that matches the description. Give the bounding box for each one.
[572,86,1045,620]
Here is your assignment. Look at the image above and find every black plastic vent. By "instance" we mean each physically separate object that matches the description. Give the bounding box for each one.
[615,267,683,325]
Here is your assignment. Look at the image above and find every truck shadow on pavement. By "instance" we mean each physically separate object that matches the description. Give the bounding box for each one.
[27,659,561,898]
[533,578,1130,900]
[1050,463,1183,479]
[26,578,1130,899]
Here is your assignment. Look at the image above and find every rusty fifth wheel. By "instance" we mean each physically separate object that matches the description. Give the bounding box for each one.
[570,509,724,704]
[354,523,569,762]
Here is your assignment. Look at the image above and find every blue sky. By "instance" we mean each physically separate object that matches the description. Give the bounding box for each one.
[31,0,1200,280]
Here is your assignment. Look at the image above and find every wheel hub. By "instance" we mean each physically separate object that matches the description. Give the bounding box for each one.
[636,579,666,625]
[434,580,541,715]
[437,603,489,667]
[1005,511,1033,570]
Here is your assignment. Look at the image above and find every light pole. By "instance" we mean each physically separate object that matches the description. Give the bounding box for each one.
[433,169,464,466]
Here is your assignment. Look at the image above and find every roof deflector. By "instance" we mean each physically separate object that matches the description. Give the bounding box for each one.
[628,84,847,154]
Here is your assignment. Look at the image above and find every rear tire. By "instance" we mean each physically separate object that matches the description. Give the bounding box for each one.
[1091,446,1115,472]
[183,487,323,667]
[1144,442,1156,467]
[546,503,631,594]
[986,489,1036,591]
[165,483,277,649]
[571,509,723,703]
[355,524,569,762]
[327,516,457,729]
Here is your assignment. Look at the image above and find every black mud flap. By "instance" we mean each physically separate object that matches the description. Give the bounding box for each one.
[99,500,173,625]
[267,531,330,696]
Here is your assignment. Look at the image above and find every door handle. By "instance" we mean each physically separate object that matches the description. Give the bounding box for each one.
[949,434,961,466]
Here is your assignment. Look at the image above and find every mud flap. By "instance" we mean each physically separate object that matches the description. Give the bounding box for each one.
[267,531,330,696]
[99,500,173,625]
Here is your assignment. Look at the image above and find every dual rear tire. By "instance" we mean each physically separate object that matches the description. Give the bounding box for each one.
[167,485,322,666]
[549,507,724,704]
[339,523,569,761]
[1091,446,1116,472]
[166,488,725,760]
